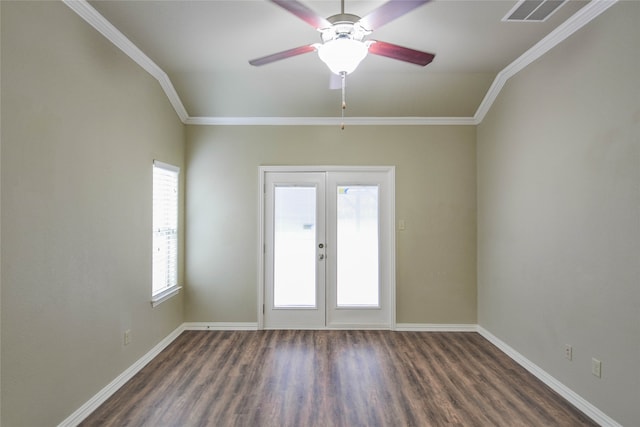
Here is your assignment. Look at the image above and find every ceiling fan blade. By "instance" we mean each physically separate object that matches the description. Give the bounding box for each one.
[249,44,317,66]
[368,40,435,66]
[359,0,431,31]
[270,0,331,29]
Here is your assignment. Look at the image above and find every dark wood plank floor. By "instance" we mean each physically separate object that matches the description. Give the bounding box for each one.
[80,330,597,427]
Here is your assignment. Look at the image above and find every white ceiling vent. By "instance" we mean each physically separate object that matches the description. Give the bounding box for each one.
[503,0,567,22]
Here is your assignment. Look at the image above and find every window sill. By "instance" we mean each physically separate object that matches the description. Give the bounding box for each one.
[151,285,182,308]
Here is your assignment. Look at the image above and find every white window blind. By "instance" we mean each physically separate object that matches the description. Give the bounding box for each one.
[153,160,179,297]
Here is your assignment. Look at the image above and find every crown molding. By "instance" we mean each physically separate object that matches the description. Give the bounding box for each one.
[64,0,617,127]
[185,116,477,126]
[474,0,618,123]
[62,0,189,122]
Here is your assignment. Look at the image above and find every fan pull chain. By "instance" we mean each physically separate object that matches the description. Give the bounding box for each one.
[341,71,346,130]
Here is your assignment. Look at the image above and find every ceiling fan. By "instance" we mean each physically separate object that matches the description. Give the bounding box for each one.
[249,0,436,75]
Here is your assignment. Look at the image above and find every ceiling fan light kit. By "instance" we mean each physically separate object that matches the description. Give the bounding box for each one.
[316,38,370,75]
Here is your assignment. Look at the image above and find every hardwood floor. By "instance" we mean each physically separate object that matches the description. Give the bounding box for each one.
[80,331,597,426]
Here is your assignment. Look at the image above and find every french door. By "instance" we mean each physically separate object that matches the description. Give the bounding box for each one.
[261,167,395,329]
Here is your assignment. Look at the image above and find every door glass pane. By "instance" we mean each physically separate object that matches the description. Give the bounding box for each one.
[274,186,316,307]
[336,186,379,306]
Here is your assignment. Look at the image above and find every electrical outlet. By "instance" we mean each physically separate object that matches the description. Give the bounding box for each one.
[124,329,132,346]
[591,358,602,378]
[564,344,573,361]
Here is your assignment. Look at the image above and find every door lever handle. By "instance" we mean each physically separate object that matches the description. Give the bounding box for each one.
[319,253,325,260]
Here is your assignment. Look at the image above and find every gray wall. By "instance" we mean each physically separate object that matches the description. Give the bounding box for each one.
[1,2,185,425]
[477,2,640,425]
[185,125,477,325]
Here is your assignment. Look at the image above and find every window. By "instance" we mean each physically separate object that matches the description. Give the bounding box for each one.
[152,160,181,306]
[336,185,379,307]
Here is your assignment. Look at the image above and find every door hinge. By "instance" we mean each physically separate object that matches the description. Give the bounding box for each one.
[263,304,265,314]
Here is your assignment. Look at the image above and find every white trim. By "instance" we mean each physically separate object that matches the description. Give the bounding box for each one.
[185,116,476,126]
[394,323,478,332]
[57,324,185,427]
[62,0,188,122]
[259,165,398,173]
[150,285,182,308]
[387,169,397,330]
[183,322,259,331]
[477,326,623,427]
[257,169,266,330]
[474,0,618,123]
[65,0,616,127]
[153,160,180,174]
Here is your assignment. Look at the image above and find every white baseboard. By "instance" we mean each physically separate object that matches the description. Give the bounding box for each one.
[477,326,622,427]
[183,322,259,331]
[394,323,478,332]
[185,323,476,331]
[58,324,186,427]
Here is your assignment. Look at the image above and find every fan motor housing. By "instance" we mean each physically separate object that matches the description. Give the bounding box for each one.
[322,14,370,43]
[327,13,360,24]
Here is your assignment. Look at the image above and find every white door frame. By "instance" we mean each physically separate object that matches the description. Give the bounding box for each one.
[258,165,396,330]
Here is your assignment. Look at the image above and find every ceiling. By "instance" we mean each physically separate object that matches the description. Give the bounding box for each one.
[84,0,593,121]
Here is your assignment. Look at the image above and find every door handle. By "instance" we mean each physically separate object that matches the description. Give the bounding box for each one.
[319,253,325,260]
